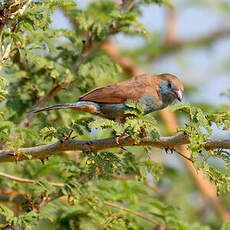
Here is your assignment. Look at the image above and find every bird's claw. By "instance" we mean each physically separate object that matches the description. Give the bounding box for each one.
[115,136,120,144]
[115,134,128,144]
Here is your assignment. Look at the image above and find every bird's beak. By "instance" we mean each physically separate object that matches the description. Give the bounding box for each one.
[175,89,183,102]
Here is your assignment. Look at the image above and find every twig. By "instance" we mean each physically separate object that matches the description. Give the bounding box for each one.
[103,199,160,225]
[0,172,64,187]
[1,223,11,230]
[18,0,32,15]
[119,0,135,12]
[0,170,162,196]
[173,149,194,163]
[36,193,63,211]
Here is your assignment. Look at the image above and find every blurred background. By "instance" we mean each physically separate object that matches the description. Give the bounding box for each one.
[0,0,229,229]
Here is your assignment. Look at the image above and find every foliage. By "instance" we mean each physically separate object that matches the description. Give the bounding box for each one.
[89,100,160,141]
[171,103,230,195]
[0,0,229,230]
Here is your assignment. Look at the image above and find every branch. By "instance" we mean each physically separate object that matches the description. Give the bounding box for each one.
[0,170,162,195]
[0,172,64,187]
[0,133,229,163]
[18,0,32,16]
[102,199,160,225]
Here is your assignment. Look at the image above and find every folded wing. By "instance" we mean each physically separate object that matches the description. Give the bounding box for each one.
[78,74,158,103]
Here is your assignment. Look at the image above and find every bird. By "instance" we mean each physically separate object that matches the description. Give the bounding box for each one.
[34,73,183,123]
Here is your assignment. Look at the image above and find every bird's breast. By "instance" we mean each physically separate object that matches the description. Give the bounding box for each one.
[140,93,164,114]
[97,92,169,120]
[98,103,127,120]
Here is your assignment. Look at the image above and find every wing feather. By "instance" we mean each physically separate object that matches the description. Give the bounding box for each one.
[78,75,158,103]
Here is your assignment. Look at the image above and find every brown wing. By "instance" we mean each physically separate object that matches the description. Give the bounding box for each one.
[78,74,159,103]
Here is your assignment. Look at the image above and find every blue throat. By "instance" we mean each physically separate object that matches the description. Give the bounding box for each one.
[159,81,176,107]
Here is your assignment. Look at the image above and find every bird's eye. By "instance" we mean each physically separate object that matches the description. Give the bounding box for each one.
[167,80,172,88]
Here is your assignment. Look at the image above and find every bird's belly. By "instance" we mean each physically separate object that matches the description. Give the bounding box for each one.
[99,103,127,120]
[98,95,163,120]
[98,93,169,120]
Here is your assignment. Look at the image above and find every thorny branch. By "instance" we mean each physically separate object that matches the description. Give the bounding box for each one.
[0,132,229,163]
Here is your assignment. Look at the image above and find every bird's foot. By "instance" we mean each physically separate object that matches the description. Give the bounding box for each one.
[115,133,128,144]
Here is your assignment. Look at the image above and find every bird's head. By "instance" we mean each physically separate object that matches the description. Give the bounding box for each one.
[158,73,183,104]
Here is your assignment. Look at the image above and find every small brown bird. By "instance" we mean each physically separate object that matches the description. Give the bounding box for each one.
[34,73,183,123]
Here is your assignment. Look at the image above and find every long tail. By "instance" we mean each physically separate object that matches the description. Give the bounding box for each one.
[33,101,100,114]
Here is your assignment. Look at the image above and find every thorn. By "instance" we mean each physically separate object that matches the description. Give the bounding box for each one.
[68,130,73,139]
[164,147,169,154]
[121,147,127,151]
[183,131,188,136]
[170,148,175,154]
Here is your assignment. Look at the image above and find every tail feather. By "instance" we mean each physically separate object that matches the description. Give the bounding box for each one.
[33,103,77,113]
[33,101,100,115]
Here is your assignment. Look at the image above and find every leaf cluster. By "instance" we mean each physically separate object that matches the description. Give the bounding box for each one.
[171,103,230,195]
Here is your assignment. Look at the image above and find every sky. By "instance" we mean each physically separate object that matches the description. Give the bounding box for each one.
[51,0,230,106]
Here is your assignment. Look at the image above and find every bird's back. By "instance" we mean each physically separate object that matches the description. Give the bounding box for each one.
[78,74,161,104]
